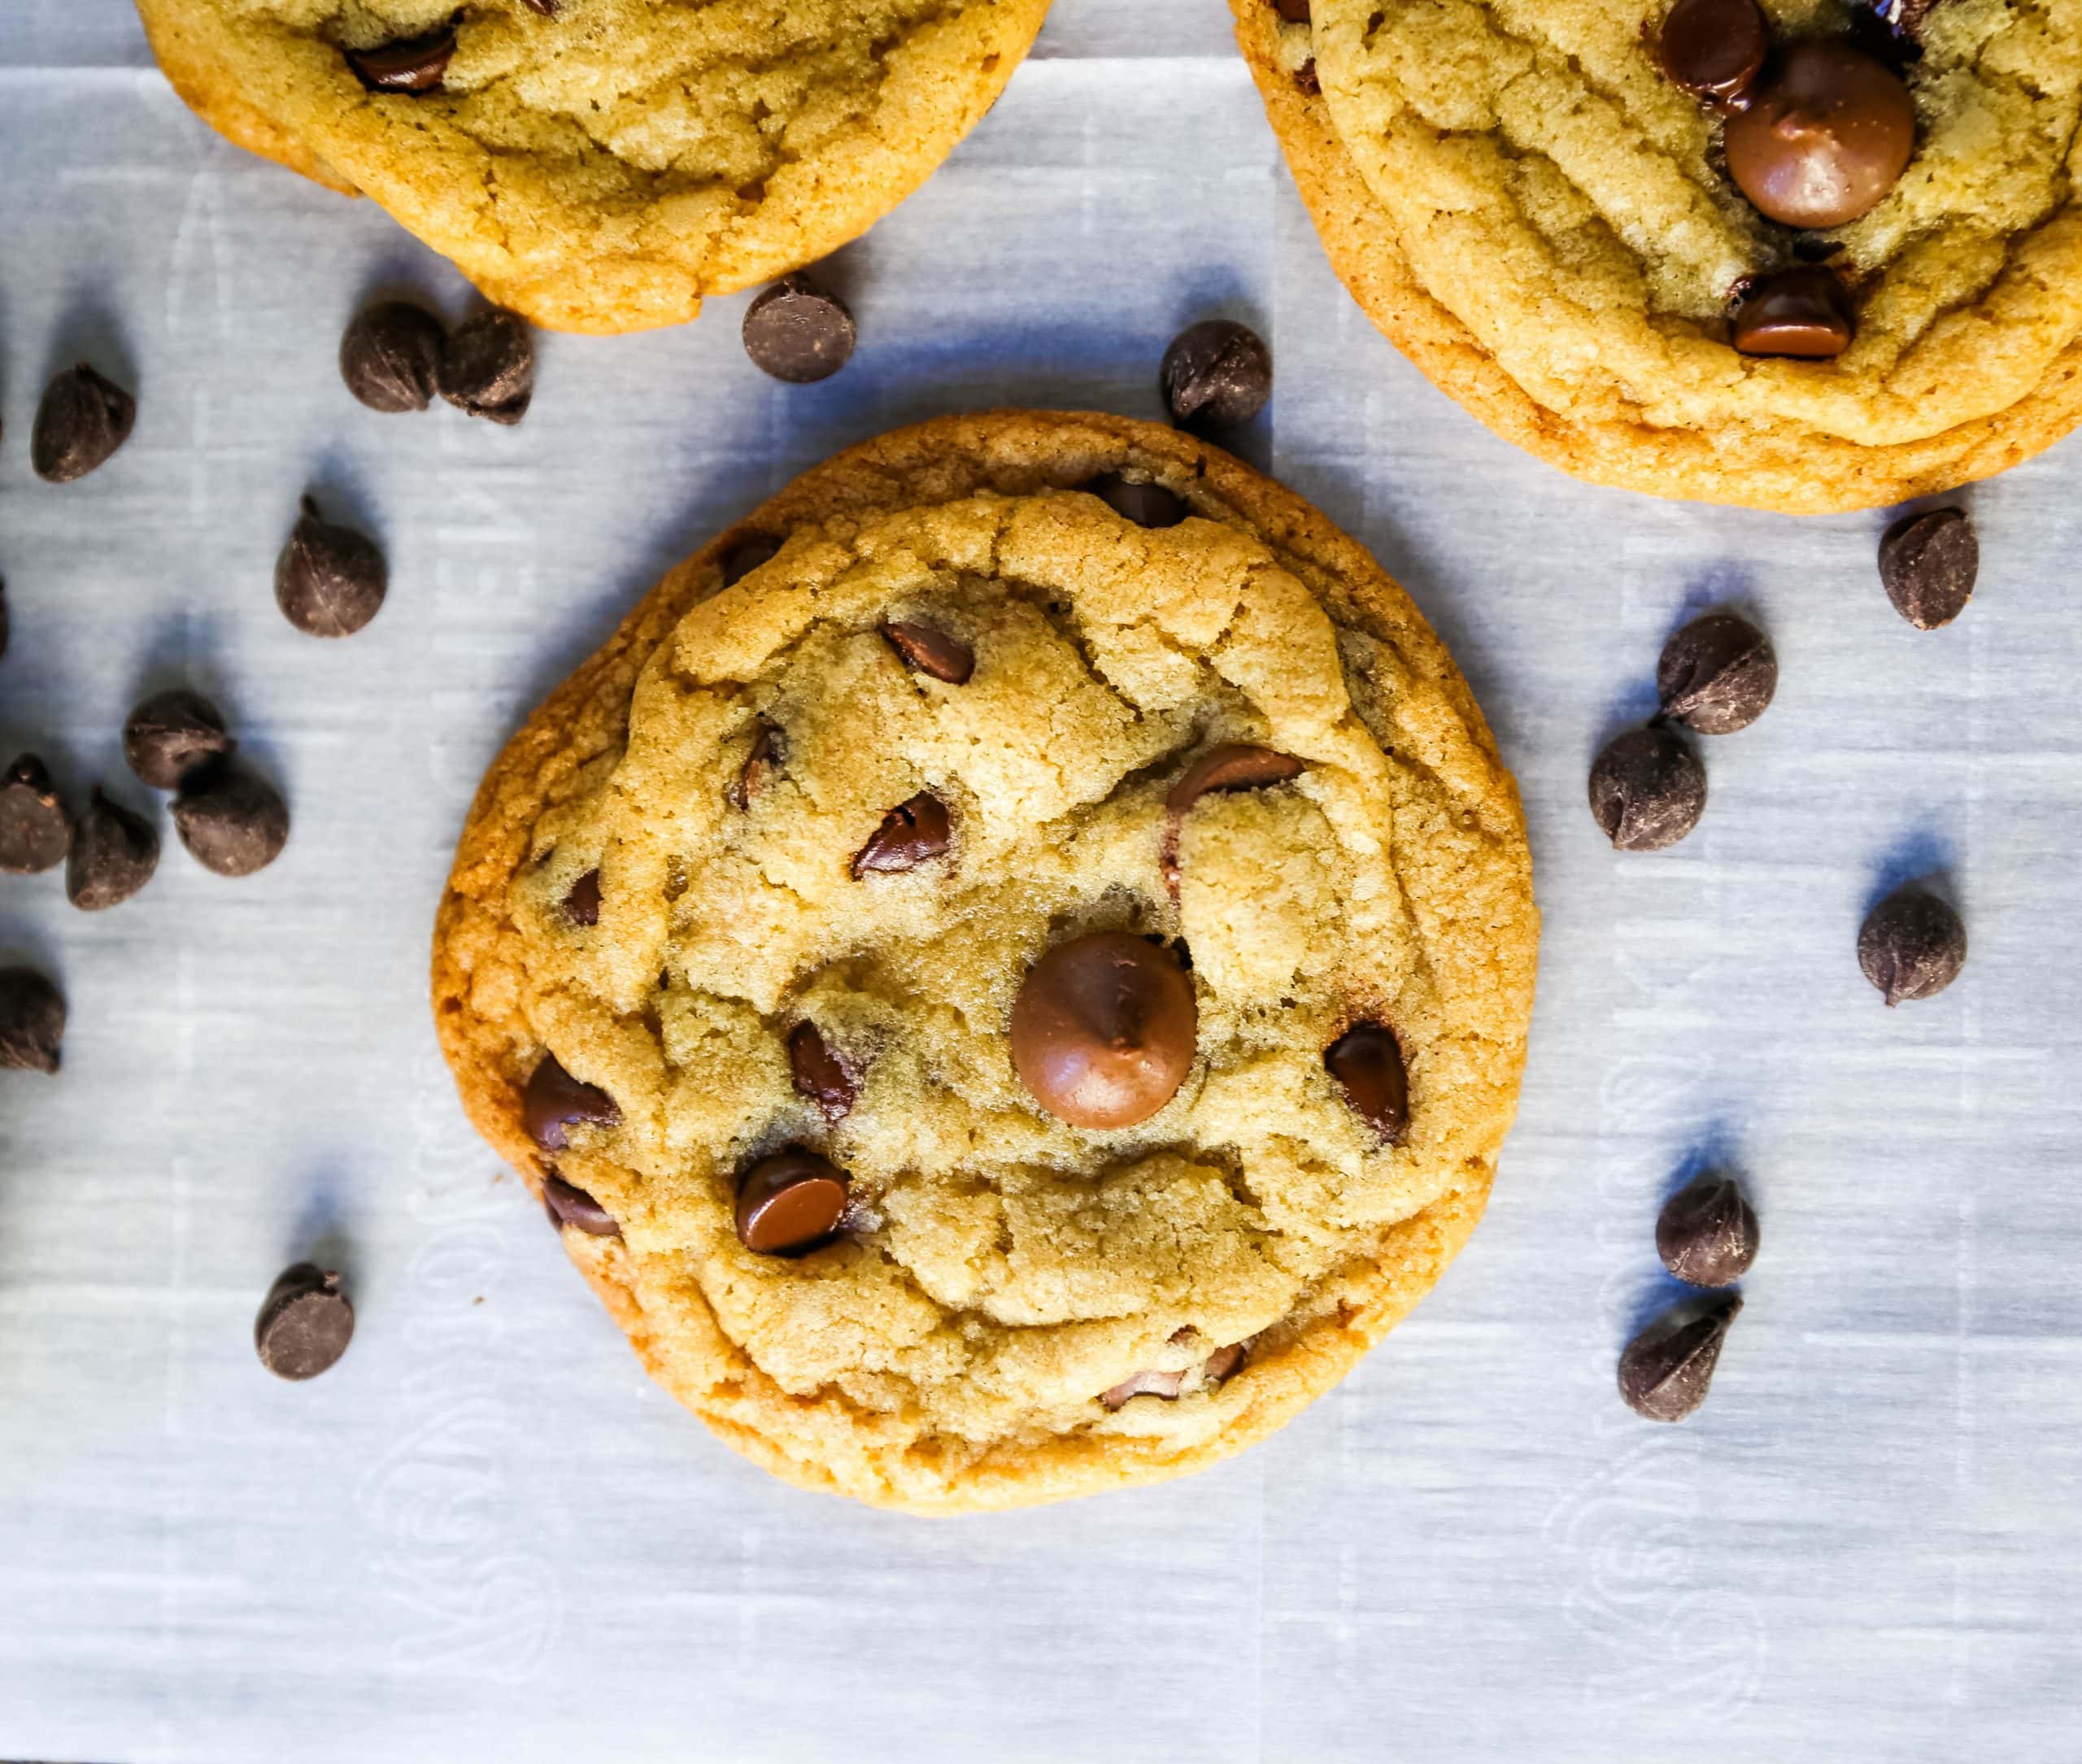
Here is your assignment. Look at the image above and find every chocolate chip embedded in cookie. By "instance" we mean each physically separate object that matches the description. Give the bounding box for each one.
[735,1151,850,1254]
[1724,44,1915,230]
[1010,932,1198,1130]
[1656,0,1768,109]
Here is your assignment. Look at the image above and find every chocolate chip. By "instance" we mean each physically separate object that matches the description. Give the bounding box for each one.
[0,967,65,1074]
[0,755,72,874]
[735,1149,850,1254]
[1295,58,1321,95]
[1724,43,1914,229]
[1161,320,1274,432]
[742,275,856,384]
[1161,743,1305,890]
[1272,0,1311,19]
[345,26,456,94]
[254,1264,355,1381]
[66,787,159,912]
[275,496,387,638]
[1083,473,1188,529]
[1879,507,1976,630]
[439,307,534,424]
[543,1173,621,1237]
[524,0,562,13]
[124,688,233,791]
[1324,1021,1409,1144]
[720,534,782,586]
[1618,1296,1740,1422]
[788,1021,858,1123]
[1858,886,1965,1005]
[1656,1177,1760,1287]
[563,869,601,926]
[1010,931,1198,1130]
[851,791,951,876]
[338,300,446,412]
[882,621,974,684]
[1656,612,1776,734]
[1731,268,1855,359]
[1588,728,1705,852]
[172,763,290,877]
[523,1053,621,1151]
[729,721,784,811]
[1656,0,1769,107]
[1099,1343,1246,1411]
[32,364,136,483]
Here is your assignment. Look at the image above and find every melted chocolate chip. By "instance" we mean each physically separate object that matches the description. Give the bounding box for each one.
[32,364,135,483]
[882,621,974,684]
[735,1149,850,1254]
[1858,886,1966,1005]
[254,1264,355,1380]
[1161,320,1274,432]
[346,27,456,94]
[1879,507,1977,630]
[66,787,159,912]
[0,967,65,1074]
[275,496,388,638]
[523,1053,621,1151]
[338,300,446,412]
[729,721,784,810]
[1099,1343,1246,1411]
[1656,0,1769,108]
[543,1173,621,1237]
[1731,268,1855,359]
[1161,743,1305,890]
[1656,1177,1760,1287]
[742,275,856,384]
[1588,728,1706,852]
[0,755,72,874]
[1010,931,1198,1130]
[1083,473,1188,529]
[124,689,234,791]
[1656,612,1777,734]
[1325,1021,1409,1144]
[172,763,290,877]
[1724,43,1915,229]
[851,792,951,877]
[1618,1297,1741,1422]
[788,1021,857,1122]
[562,869,602,926]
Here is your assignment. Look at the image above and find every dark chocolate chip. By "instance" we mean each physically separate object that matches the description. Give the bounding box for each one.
[1083,473,1188,529]
[345,26,456,94]
[1656,0,1769,107]
[124,688,234,791]
[32,364,136,483]
[1273,0,1311,19]
[1325,1021,1409,1145]
[563,869,601,926]
[172,763,290,877]
[439,307,535,424]
[0,755,72,874]
[523,1052,621,1151]
[1161,320,1274,432]
[1295,57,1321,95]
[254,1264,355,1380]
[66,787,159,912]
[851,791,951,876]
[742,275,856,383]
[338,300,446,412]
[1588,727,1706,852]
[276,496,388,638]
[1010,931,1198,1130]
[881,621,974,684]
[729,721,784,810]
[0,967,65,1074]
[1656,1177,1760,1287]
[1724,43,1915,229]
[1878,507,1976,630]
[543,1173,621,1237]
[788,1021,858,1122]
[1731,268,1855,359]
[721,534,782,586]
[1656,612,1776,734]
[1858,886,1965,1005]
[735,1149,850,1254]
[1618,1296,1740,1422]
[1161,743,1305,890]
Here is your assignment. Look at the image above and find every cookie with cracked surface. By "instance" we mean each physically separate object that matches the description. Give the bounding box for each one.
[135,0,1049,334]
[432,410,1537,1513]
[1236,0,2082,513]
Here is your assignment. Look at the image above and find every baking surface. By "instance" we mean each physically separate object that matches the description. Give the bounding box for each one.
[2,3,2080,1760]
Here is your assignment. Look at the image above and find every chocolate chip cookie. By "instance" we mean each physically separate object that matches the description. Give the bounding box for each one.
[1238,0,2082,512]
[432,411,1537,1512]
[136,0,1049,333]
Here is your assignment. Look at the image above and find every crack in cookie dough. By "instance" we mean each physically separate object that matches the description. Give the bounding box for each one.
[433,412,1535,1512]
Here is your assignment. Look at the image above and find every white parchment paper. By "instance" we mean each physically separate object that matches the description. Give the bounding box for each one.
[2,4,2080,1759]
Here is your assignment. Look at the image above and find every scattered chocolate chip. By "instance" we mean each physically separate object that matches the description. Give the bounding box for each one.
[735,1149,850,1254]
[882,621,974,684]
[720,534,782,586]
[1295,57,1321,95]
[345,26,456,94]
[1010,930,1198,1130]
[543,1173,621,1237]
[1858,886,1965,1005]
[1083,473,1188,529]
[0,755,72,874]
[1656,612,1776,734]
[742,275,856,384]
[254,1264,355,1380]
[1656,1177,1760,1287]
[1618,1296,1740,1422]
[1273,0,1311,19]
[1161,320,1274,432]
[729,721,784,811]
[788,1021,857,1122]
[1100,1343,1245,1411]
[851,791,951,877]
[523,1052,621,1151]
[1878,507,1976,630]
[275,496,388,638]
[1724,43,1914,229]
[32,364,136,483]
[1161,743,1305,890]
[0,967,65,1074]
[1588,728,1706,852]
[172,763,290,877]
[66,788,159,912]
[1656,0,1769,108]
[123,688,233,791]
[563,869,601,926]
[338,300,446,412]
[1731,268,1855,359]
[1325,1021,1409,1144]
[439,307,534,424]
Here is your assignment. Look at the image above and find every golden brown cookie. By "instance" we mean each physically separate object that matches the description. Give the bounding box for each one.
[432,410,1537,1513]
[1236,0,2082,513]
[136,0,1050,334]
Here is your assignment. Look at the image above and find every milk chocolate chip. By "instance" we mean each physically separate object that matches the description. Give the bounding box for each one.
[882,622,974,685]
[1325,1021,1409,1144]
[254,1264,355,1380]
[562,869,601,927]
[729,721,784,811]
[851,792,951,876]
[1161,743,1305,890]
[346,27,456,93]
[1010,931,1197,1130]
[1731,268,1855,359]
[1724,43,1914,229]
[523,1053,621,1151]
[735,1150,850,1254]
[542,1174,621,1237]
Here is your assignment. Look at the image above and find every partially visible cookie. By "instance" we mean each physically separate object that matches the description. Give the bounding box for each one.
[432,411,1537,1513]
[1236,0,2082,513]
[136,0,1050,333]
